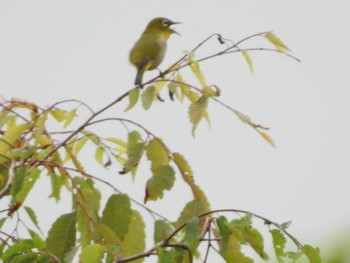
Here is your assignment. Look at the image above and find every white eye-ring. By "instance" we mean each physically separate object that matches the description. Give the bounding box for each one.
[162,19,170,27]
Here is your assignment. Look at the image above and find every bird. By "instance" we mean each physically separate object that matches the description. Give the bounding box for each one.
[129,17,180,86]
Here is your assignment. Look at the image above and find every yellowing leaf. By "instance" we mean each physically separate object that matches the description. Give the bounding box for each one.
[50,109,67,122]
[188,95,209,136]
[64,108,77,128]
[146,138,169,173]
[242,50,254,75]
[106,137,127,148]
[73,137,89,155]
[95,146,105,167]
[176,200,207,227]
[125,87,140,112]
[189,59,206,87]
[265,32,291,54]
[145,165,175,202]
[256,129,276,148]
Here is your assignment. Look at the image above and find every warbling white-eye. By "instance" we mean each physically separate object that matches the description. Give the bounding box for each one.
[129,17,180,86]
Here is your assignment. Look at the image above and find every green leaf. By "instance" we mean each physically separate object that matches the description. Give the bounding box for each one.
[270,229,286,262]
[145,165,175,202]
[80,244,104,263]
[75,187,101,246]
[0,217,6,229]
[242,50,254,75]
[185,218,200,253]
[97,223,120,245]
[49,173,63,202]
[220,234,254,263]
[28,229,45,249]
[217,216,230,251]
[154,220,174,244]
[46,212,76,262]
[244,227,268,259]
[120,210,146,263]
[101,194,132,241]
[176,200,207,227]
[10,165,26,199]
[146,138,169,173]
[188,95,209,136]
[265,32,291,54]
[141,85,156,110]
[303,244,321,263]
[14,168,41,204]
[24,206,42,233]
[120,131,145,175]
[64,246,79,263]
[158,248,176,263]
[3,239,34,260]
[125,87,140,112]
[64,108,77,128]
[280,220,292,230]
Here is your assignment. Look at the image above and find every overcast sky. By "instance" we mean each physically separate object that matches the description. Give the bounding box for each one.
[1,0,350,261]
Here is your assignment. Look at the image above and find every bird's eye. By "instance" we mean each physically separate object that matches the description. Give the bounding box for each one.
[162,19,170,27]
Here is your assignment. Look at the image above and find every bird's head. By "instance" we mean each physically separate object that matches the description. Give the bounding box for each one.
[144,17,181,39]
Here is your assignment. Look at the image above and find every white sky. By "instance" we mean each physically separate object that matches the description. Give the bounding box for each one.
[1,0,350,261]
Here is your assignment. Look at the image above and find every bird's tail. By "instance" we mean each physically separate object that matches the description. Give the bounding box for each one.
[134,67,144,86]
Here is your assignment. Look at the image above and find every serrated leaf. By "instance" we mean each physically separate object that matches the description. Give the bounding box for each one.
[154,220,174,244]
[265,32,291,54]
[80,244,104,263]
[125,87,140,112]
[120,143,145,175]
[49,173,63,202]
[244,226,268,259]
[188,95,209,136]
[303,245,321,263]
[24,206,42,234]
[101,194,132,241]
[2,240,34,260]
[75,187,101,246]
[185,218,200,253]
[220,234,254,263]
[64,108,77,128]
[10,165,26,199]
[141,85,156,110]
[15,168,41,203]
[120,210,145,263]
[242,50,254,74]
[176,200,207,227]
[146,138,169,173]
[46,212,76,262]
[145,165,175,202]
[270,229,286,262]
[28,229,45,249]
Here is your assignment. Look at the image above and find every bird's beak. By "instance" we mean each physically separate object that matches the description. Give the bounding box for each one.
[170,21,181,36]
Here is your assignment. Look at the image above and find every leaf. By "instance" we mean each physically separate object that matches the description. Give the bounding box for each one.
[244,227,268,259]
[14,168,41,204]
[2,239,34,260]
[242,50,254,75]
[75,187,101,246]
[158,247,176,263]
[64,246,79,263]
[97,223,120,245]
[189,59,206,87]
[145,165,175,202]
[24,206,42,234]
[265,32,291,54]
[79,244,104,263]
[10,165,26,200]
[120,210,146,263]
[141,85,156,110]
[217,216,230,251]
[28,229,45,249]
[154,220,174,244]
[95,146,105,167]
[50,109,67,122]
[120,131,145,175]
[185,218,200,253]
[270,229,286,262]
[303,245,321,263]
[188,95,209,136]
[280,220,292,230]
[125,87,140,112]
[64,108,77,128]
[255,129,276,148]
[101,194,132,241]
[146,138,169,173]
[106,137,127,148]
[176,200,207,227]
[49,173,63,202]
[0,123,30,163]
[220,234,254,263]
[46,212,76,262]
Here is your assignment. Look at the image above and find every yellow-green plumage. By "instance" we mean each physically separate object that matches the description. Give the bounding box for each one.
[129,17,179,86]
